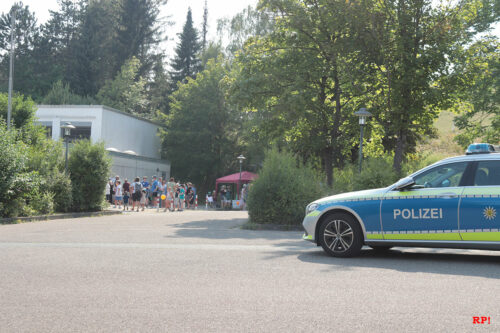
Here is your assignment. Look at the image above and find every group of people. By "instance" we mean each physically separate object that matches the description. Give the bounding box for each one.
[207,183,249,210]
[105,175,197,212]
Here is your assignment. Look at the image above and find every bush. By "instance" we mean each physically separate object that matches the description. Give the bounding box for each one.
[68,140,111,212]
[247,149,324,225]
[49,171,73,213]
[0,122,27,217]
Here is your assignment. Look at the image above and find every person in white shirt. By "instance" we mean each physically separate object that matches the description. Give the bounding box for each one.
[114,180,123,209]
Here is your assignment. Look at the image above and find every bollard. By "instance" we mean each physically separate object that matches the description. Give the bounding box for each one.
[195,195,198,210]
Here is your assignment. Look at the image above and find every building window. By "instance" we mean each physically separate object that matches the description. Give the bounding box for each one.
[60,122,92,141]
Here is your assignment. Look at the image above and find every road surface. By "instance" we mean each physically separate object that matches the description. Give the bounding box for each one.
[1,210,499,332]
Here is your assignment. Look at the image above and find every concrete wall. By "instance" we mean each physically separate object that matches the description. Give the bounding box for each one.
[108,152,170,182]
[100,106,162,159]
[35,105,170,180]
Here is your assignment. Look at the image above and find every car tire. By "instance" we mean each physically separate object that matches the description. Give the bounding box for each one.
[318,212,363,258]
[369,245,393,251]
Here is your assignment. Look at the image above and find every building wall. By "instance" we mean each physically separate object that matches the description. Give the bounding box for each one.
[35,105,170,180]
[100,106,161,159]
[108,152,170,182]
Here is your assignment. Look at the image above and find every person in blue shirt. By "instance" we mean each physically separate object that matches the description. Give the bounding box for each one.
[142,176,150,207]
[150,176,159,208]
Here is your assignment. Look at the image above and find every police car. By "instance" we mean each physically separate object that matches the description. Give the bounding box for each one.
[302,144,500,257]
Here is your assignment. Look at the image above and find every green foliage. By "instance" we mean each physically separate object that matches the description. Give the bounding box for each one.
[170,8,202,84]
[0,93,37,129]
[216,5,274,57]
[96,57,148,116]
[68,140,111,212]
[42,81,96,105]
[0,121,27,215]
[161,57,241,195]
[48,171,73,213]
[451,38,500,147]
[332,158,397,194]
[247,149,323,226]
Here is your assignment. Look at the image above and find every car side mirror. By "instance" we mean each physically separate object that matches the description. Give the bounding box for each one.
[393,177,416,191]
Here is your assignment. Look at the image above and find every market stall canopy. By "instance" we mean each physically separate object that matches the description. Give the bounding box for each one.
[215,171,258,199]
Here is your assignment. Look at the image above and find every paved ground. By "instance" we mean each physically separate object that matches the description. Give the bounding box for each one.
[0,210,499,332]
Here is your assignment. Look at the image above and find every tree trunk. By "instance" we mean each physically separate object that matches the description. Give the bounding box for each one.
[393,131,406,175]
[323,146,333,187]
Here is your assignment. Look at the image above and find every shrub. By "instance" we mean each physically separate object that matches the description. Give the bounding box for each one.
[247,149,324,226]
[68,140,111,212]
[49,171,73,213]
[0,122,27,217]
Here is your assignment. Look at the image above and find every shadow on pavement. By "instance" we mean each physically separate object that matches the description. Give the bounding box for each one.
[166,219,304,243]
[294,247,500,279]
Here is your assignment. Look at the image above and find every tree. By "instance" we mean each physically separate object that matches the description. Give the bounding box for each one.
[232,0,367,186]
[161,57,241,195]
[0,92,37,129]
[96,57,148,116]
[360,0,500,173]
[42,80,96,105]
[115,0,166,77]
[202,0,208,51]
[216,5,273,57]
[147,56,171,115]
[452,37,500,147]
[170,8,201,84]
[0,3,44,99]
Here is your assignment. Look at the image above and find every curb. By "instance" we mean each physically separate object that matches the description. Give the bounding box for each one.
[0,210,122,225]
[241,222,303,231]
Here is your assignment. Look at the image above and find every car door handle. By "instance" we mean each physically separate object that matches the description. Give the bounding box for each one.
[438,192,458,198]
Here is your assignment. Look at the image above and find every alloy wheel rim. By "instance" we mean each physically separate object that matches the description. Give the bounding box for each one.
[323,219,353,253]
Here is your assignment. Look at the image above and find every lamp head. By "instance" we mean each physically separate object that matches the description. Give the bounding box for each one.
[354,108,372,125]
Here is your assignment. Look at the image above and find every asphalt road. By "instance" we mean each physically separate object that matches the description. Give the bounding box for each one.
[1,210,499,332]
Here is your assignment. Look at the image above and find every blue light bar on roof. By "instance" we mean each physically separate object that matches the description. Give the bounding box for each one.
[466,143,495,155]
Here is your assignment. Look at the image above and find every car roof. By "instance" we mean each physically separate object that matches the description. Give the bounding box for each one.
[405,152,500,180]
[438,152,500,164]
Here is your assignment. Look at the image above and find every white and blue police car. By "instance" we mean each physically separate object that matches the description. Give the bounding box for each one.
[302,143,500,257]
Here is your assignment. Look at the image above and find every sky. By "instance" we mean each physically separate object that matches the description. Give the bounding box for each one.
[0,0,259,58]
[0,0,498,57]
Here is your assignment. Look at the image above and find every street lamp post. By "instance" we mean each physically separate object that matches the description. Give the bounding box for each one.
[354,108,372,173]
[61,122,75,173]
[237,154,246,200]
[7,9,16,131]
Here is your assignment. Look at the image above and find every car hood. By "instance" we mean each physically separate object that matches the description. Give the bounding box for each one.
[315,188,388,205]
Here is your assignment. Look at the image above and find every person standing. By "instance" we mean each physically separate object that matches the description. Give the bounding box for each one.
[105,181,111,204]
[114,180,123,209]
[179,184,186,211]
[167,178,176,211]
[174,183,180,211]
[131,177,142,212]
[142,176,150,208]
[186,183,193,209]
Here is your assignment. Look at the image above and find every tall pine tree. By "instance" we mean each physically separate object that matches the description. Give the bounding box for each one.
[170,8,201,84]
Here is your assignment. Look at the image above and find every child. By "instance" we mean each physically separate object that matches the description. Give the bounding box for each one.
[123,189,130,211]
[114,180,123,209]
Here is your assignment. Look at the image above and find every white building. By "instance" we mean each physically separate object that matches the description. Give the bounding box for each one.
[36,105,170,181]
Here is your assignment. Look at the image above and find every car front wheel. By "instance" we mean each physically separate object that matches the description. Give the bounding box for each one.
[319,212,363,258]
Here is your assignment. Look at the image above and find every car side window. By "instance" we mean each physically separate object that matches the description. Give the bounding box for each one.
[474,160,500,186]
[413,162,467,188]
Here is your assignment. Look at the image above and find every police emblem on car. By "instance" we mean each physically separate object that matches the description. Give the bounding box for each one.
[302,143,500,257]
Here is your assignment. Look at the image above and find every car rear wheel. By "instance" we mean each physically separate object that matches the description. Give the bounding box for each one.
[319,212,363,258]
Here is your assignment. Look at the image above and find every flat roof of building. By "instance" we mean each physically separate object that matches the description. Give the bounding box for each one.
[37,104,165,127]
